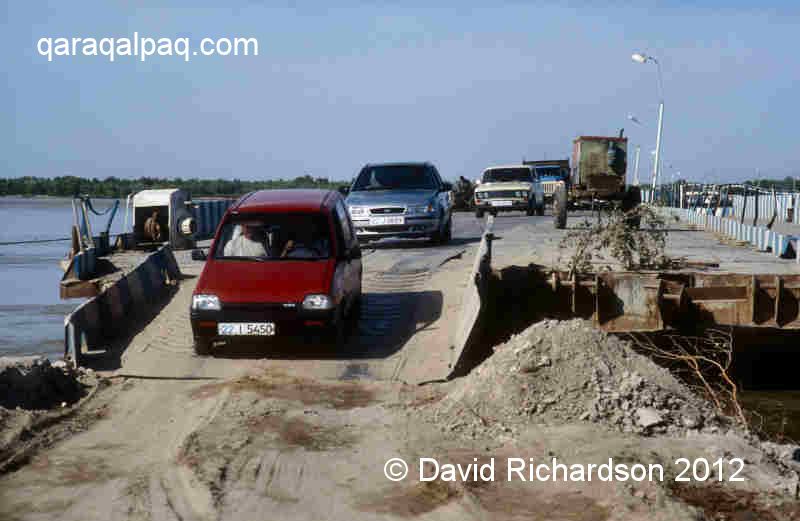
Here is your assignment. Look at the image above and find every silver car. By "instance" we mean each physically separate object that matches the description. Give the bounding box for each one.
[344,162,453,244]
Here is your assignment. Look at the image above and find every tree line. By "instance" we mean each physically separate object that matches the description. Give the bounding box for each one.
[742,177,800,191]
[663,177,800,194]
[5,174,796,198]
[0,175,350,198]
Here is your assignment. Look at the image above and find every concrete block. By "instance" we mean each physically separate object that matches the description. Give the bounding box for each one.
[126,270,144,305]
[105,283,125,323]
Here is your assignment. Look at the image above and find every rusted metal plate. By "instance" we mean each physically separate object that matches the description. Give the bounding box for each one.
[595,273,662,331]
[60,255,101,299]
[585,174,624,193]
[60,279,101,299]
[540,270,800,332]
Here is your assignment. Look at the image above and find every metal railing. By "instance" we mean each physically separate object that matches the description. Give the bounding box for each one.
[643,184,800,226]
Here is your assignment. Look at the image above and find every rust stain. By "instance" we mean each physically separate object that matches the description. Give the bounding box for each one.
[190,374,378,410]
[499,267,800,332]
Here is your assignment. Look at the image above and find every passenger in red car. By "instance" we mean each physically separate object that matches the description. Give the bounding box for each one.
[223,223,268,257]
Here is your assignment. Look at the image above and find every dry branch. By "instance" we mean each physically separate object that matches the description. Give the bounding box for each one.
[557,204,671,274]
[627,329,747,426]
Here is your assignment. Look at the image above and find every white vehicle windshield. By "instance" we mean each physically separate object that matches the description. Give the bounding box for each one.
[214,213,332,261]
[482,168,533,183]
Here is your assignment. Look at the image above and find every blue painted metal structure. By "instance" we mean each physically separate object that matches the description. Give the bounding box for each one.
[190,199,235,240]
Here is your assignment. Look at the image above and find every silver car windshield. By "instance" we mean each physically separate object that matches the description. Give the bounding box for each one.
[352,165,437,191]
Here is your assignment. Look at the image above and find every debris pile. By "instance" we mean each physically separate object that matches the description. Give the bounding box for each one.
[0,356,88,411]
[430,319,730,440]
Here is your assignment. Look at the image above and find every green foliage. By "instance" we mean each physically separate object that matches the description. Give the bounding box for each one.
[0,175,350,198]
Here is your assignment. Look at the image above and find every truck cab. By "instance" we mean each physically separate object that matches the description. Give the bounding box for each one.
[523,159,570,205]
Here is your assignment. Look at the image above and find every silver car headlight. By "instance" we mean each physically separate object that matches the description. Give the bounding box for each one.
[349,206,366,216]
[302,294,333,310]
[192,294,221,311]
[408,203,435,215]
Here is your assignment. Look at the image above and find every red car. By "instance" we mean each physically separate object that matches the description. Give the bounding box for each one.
[190,189,363,355]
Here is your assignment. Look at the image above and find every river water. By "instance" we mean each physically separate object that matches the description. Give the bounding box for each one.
[0,197,126,360]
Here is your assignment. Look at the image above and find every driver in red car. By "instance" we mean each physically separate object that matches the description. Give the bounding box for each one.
[281,218,330,258]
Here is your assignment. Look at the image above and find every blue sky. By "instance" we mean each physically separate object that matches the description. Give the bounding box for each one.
[3,2,800,184]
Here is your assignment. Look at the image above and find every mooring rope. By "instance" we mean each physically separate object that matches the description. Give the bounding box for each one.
[82,197,116,216]
[0,238,72,246]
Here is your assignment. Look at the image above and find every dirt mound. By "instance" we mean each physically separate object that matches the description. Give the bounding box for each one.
[430,319,730,440]
[0,356,88,411]
[1,357,102,475]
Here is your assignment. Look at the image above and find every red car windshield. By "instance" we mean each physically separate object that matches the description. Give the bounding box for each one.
[213,213,331,261]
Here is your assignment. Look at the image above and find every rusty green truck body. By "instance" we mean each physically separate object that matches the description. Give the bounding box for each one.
[570,135,628,203]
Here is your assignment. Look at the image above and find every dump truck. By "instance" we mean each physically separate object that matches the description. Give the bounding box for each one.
[550,130,641,229]
[523,159,570,205]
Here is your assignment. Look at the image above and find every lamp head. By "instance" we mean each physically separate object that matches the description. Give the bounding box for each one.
[632,53,647,64]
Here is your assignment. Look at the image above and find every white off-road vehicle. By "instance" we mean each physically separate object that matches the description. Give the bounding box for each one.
[473,165,545,218]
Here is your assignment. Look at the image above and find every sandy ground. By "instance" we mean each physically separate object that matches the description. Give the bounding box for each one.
[1,212,799,520]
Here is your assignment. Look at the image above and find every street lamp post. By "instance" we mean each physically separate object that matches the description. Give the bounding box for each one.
[626,114,643,187]
[649,150,657,195]
[632,52,665,200]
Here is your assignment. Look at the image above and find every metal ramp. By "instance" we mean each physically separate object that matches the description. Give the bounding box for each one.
[518,270,800,332]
